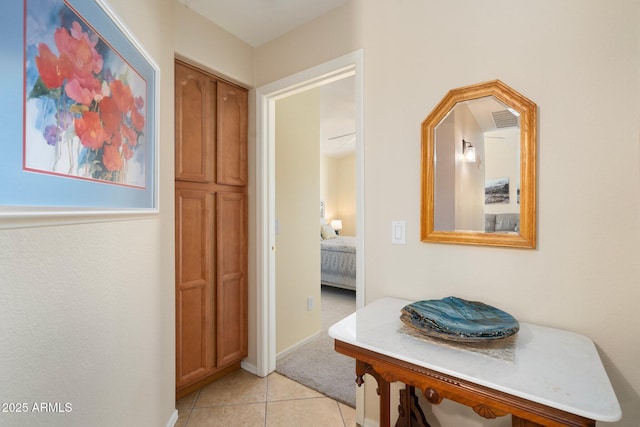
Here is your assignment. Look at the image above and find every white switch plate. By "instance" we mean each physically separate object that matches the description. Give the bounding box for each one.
[392,220,406,244]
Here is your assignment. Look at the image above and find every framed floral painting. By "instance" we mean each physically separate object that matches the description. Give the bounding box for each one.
[0,0,158,226]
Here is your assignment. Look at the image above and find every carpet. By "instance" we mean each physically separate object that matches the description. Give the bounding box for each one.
[276,286,357,407]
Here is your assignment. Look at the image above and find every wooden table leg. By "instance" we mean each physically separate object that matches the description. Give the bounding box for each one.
[396,385,430,427]
[356,360,391,427]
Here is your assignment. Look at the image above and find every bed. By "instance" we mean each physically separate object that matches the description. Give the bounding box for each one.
[321,235,356,290]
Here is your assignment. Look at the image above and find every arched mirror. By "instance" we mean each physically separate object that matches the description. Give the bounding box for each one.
[421,80,537,248]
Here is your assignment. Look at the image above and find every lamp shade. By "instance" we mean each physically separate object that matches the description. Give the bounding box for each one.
[464,145,476,162]
[462,139,476,162]
[330,219,343,230]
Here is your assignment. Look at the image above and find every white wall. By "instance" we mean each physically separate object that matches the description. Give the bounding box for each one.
[0,0,176,426]
[434,112,456,231]
[484,128,520,215]
[275,89,322,354]
[454,104,485,231]
[256,0,640,426]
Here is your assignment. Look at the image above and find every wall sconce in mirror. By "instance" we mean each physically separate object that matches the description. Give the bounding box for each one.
[462,139,476,162]
[330,219,343,235]
[421,80,537,249]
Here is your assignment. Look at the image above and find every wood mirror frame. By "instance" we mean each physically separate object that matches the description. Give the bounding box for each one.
[420,80,537,248]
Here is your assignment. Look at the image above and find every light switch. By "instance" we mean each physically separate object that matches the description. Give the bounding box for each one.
[392,220,406,245]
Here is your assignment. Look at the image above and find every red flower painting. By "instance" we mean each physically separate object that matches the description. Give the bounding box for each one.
[25,2,147,187]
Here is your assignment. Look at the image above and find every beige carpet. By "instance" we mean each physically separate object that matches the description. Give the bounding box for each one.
[276,286,357,407]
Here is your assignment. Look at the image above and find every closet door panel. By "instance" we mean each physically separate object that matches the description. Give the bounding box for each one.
[216,192,248,366]
[176,284,208,386]
[217,81,247,186]
[175,63,215,182]
[175,189,214,387]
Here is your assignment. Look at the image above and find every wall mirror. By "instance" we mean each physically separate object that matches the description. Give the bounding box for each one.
[420,80,537,248]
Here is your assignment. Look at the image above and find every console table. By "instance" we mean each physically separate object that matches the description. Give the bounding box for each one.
[328,297,621,427]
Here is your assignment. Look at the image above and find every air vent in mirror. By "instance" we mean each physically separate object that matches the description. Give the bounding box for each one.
[491,110,519,128]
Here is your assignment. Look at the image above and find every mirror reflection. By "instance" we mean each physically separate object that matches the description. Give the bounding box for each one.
[434,96,521,233]
[420,80,537,249]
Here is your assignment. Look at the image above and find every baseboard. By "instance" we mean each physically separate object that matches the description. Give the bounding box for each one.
[361,417,378,427]
[165,409,178,427]
[276,331,322,361]
[240,359,258,376]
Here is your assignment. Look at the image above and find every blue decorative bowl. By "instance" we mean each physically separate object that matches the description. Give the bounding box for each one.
[400,296,519,342]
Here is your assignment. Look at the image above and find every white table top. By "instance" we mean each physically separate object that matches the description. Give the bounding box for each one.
[328,297,622,422]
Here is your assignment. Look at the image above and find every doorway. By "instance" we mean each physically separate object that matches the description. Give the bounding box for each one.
[271,76,357,407]
[255,50,365,378]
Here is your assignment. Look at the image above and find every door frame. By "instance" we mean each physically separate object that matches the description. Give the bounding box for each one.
[254,50,365,377]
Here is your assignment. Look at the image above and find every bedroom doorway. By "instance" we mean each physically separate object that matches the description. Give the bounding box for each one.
[272,75,358,407]
[255,50,365,381]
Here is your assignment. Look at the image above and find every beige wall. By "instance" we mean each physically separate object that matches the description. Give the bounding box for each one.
[0,0,177,426]
[254,0,363,87]
[320,155,339,221]
[336,153,357,236]
[275,89,322,354]
[321,153,357,236]
[173,2,254,87]
[257,1,640,426]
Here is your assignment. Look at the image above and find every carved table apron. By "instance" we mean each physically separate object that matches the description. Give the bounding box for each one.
[329,298,621,427]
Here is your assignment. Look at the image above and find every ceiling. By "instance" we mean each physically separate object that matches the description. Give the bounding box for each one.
[176,0,349,47]
[319,76,356,158]
[178,0,356,158]
[462,97,520,133]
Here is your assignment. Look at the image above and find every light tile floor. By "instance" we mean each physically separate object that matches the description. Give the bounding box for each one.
[176,369,356,427]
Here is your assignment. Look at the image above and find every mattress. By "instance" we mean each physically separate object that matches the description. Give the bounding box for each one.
[321,236,356,290]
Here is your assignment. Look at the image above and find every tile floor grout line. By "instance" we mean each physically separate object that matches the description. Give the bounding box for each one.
[263,400,268,427]
[337,400,345,427]
[268,395,334,403]
[188,389,199,411]
[192,389,201,409]
[182,406,192,427]
[266,373,271,404]
[193,400,270,408]
[181,388,199,427]
[264,373,270,427]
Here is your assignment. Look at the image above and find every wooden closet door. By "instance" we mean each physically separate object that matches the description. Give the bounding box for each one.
[217,81,247,186]
[175,59,248,397]
[175,63,215,182]
[216,191,248,366]
[175,189,214,388]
